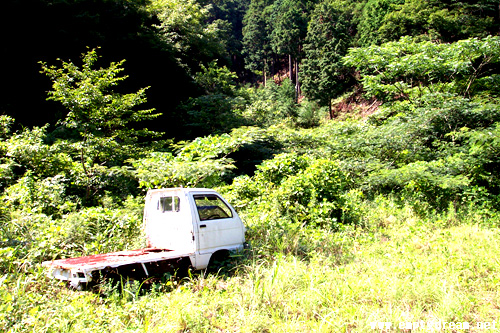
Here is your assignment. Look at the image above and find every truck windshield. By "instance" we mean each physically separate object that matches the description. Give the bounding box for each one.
[194,194,233,220]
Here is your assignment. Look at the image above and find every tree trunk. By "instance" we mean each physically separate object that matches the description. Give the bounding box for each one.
[263,59,267,87]
[295,59,300,101]
[289,54,293,83]
[271,55,276,82]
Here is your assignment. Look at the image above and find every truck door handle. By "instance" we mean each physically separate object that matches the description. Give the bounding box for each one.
[200,224,206,228]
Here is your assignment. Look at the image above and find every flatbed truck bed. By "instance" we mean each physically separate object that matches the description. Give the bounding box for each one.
[42,248,194,287]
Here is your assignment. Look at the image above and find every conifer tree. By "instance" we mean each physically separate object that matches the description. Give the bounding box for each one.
[242,0,274,84]
[270,0,309,90]
[301,0,354,117]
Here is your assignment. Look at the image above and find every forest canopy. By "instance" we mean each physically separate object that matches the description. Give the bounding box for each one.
[3,0,499,133]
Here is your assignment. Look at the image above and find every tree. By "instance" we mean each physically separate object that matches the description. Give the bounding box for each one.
[148,0,229,69]
[40,48,162,201]
[1,0,199,139]
[357,0,403,47]
[242,0,274,84]
[194,60,239,96]
[360,0,499,45]
[301,0,354,117]
[204,0,251,75]
[132,127,262,189]
[181,61,247,136]
[343,35,500,101]
[270,0,310,95]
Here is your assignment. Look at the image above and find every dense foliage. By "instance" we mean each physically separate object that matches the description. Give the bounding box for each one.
[1,0,500,331]
[5,0,499,133]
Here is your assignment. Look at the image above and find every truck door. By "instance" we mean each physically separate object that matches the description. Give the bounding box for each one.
[192,193,244,254]
[145,192,195,252]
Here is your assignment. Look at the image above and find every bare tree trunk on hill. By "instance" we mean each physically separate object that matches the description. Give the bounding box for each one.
[295,59,300,101]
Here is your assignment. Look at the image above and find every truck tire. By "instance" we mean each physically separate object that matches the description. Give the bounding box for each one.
[206,250,230,274]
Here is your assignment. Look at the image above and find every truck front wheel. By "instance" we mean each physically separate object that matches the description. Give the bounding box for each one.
[206,250,231,274]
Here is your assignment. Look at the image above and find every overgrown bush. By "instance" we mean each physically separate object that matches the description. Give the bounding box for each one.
[296,99,327,128]
[241,79,298,126]
[61,199,143,256]
[3,172,73,218]
[133,127,262,189]
[226,152,357,231]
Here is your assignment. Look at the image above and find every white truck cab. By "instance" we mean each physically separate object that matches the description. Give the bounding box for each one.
[143,188,246,269]
[42,188,246,288]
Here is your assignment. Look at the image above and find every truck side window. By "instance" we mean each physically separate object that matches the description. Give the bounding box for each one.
[158,196,180,213]
[194,194,233,221]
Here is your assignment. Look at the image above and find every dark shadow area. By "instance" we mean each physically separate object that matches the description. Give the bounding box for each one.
[1,0,197,139]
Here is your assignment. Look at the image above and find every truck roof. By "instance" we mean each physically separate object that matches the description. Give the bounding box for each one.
[146,188,218,195]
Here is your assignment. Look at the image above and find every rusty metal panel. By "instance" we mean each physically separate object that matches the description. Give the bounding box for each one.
[42,248,181,271]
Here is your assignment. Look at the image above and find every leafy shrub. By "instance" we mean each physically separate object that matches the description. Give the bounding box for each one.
[61,199,143,256]
[242,79,298,126]
[0,116,14,139]
[460,122,500,196]
[275,159,351,227]
[0,162,15,192]
[2,172,74,218]
[5,126,73,179]
[367,159,470,211]
[0,210,62,270]
[227,152,355,230]
[0,116,14,190]
[254,152,311,185]
[296,99,327,128]
[133,127,262,189]
[356,94,500,209]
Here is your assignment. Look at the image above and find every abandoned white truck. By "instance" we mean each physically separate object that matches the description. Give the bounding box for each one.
[42,188,247,288]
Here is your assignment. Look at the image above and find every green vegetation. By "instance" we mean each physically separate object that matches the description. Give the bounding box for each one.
[2,203,500,331]
[2,0,500,332]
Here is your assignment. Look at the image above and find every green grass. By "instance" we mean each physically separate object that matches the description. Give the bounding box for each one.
[2,203,500,332]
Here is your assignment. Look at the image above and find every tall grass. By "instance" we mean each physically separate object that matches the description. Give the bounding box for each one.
[1,198,500,332]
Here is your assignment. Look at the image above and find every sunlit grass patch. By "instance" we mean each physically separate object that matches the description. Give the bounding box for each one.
[2,202,500,332]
